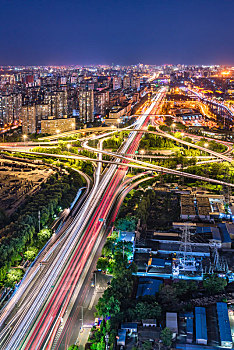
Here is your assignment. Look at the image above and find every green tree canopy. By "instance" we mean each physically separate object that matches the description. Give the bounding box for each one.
[129,301,161,320]
[37,228,51,244]
[96,257,110,272]
[5,269,24,288]
[203,275,227,295]
[161,327,173,347]
[67,345,79,350]
[142,340,153,350]
[24,247,38,261]
[115,216,137,231]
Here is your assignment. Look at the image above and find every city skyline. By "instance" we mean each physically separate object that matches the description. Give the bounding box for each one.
[0,0,234,66]
[0,0,234,348]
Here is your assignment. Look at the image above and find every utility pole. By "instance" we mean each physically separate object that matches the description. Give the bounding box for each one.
[94,272,97,291]
[81,306,83,329]
[105,334,109,350]
[38,210,41,232]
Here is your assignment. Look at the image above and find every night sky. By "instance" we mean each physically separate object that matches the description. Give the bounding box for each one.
[0,0,233,66]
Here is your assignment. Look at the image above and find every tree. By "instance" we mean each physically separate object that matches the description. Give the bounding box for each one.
[130,301,161,320]
[102,240,114,257]
[114,241,133,259]
[96,257,110,272]
[115,216,137,231]
[203,275,227,295]
[142,340,153,350]
[24,247,38,261]
[37,228,51,244]
[5,269,24,288]
[68,345,79,350]
[174,280,189,297]
[158,285,179,308]
[96,340,105,350]
[96,294,121,317]
[161,327,172,347]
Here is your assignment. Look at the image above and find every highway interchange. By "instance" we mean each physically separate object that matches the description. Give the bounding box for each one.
[0,87,234,349]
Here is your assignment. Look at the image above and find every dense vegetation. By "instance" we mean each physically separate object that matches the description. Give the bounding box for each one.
[139,133,177,150]
[186,162,234,184]
[31,143,95,176]
[0,169,84,287]
[117,188,180,230]
[92,233,162,350]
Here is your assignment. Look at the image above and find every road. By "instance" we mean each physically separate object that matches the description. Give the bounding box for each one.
[1,87,233,348]
[0,88,167,350]
[188,88,234,121]
[2,130,234,188]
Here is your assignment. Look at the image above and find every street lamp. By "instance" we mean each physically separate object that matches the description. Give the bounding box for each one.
[67,144,71,151]
[56,129,60,136]
[23,134,27,145]
[117,119,121,128]
[204,142,209,148]
[171,123,176,133]
[140,149,145,160]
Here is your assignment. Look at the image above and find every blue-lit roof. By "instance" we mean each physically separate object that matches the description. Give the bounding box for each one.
[196,226,212,234]
[195,307,207,341]
[218,223,231,243]
[121,323,138,330]
[119,231,135,242]
[151,258,165,267]
[117,329,127,345]
[136,277,162,298]
[187,317,193,334]
[216,302,232,343]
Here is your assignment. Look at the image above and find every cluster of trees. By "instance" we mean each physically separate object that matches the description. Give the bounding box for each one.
[103,133,125,150]
[118,189,180,230]
[30,146,94,177]
[89,319,112,350]
[95,251,162,350]
[203,274,227,294]
[97,233,133,274]
[68,345,79,350]
[115,216,137,231]
[5,268,24,288]
[186,162,234,184]
[147,155,197,170]
[157,276,227,312]
[158,280,199,311]
[93,233,167,349]
[0,169,84,287]
[196,139,227,153]
[94,234,176,349]
[140,134,177,150]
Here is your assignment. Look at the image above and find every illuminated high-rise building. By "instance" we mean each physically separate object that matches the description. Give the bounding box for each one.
[79,88,94,123]
[123,75,131,89]
[0,93,22,126]
[22,104,49,134]
[94,90,109,115]
[112,76,122,90]
[44,90,68,118]
[131,76,140,90]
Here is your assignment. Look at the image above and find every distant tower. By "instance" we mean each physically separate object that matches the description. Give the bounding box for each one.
[179,225,192,267]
